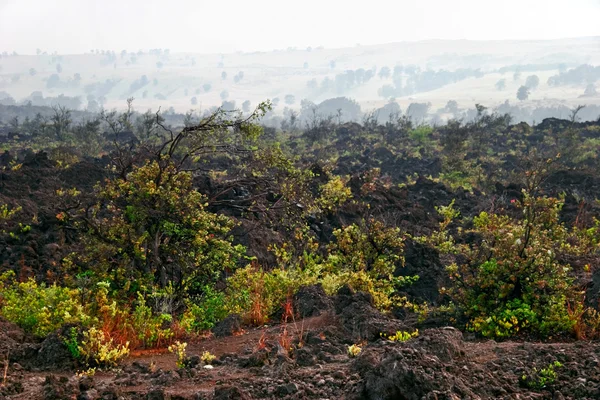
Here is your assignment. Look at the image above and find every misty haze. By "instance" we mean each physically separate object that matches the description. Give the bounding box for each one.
[1,1,600,399]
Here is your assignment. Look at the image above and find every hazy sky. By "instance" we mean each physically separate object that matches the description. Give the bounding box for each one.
[2,0,600,54]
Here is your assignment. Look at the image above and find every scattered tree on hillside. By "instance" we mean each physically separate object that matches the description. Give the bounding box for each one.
[513,70,521,81]
[495,79,506,91]
[517,85,530,101]
[406,102,431,122]
[584,84,597,97]
[220,90,229,100]
[444,100,459,115]
[203,83,212,92]
[47,74,60,88]
[29,68,37,76]
[378,66,391,79]
[56,63,62,74]
[307,78,318,89]
[221,71,227,80]
[191,96,198,106]
[242,100,251,112]
[285,94,296,105]
[525,75,540,90]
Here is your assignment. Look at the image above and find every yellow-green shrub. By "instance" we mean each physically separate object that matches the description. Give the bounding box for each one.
[78,327,130,368]
[0,275,90,337]
[443,194,583,338]
[224,264,319,324]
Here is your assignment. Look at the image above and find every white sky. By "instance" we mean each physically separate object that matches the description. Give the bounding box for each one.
[1,0,600,54]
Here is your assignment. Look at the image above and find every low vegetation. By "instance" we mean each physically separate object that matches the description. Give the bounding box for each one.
[0,97,599,369]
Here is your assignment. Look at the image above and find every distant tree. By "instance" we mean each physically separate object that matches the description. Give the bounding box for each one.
[220,90,229,100]
[406,102,431,122]
[121,49,127,58]
[513,70,521,81]
[330,60,336,69]
[203,83,212,92]
[377,85,397,98]
[0,92,16,106]
[29,68,37,76]
[195,88,201,95]
[156,61,164,69]
[233,75,240,84]
[316,97,362,122]
[153,78,159,86]
[517,85,530,101]
[221,100,236,111]
[47,74,60,88]
[10,75,20,84]
[393,65,404,77]
[36,48,42,56]
[364,69,375,82]
[142,90,148,99]
[238,71,244,80]
[74,73,81,82]
[56,63,62,74]
[354,68,366,84]
[303,62,309,69]
[378,66,391,79]
[272,97,280,106]
[525,75,540,90]
[284,94,296,105]
[374,99,401,123]
[584,84,597,97]
[242,100,251,112]
[191,96,198,105]
[495,79,506,91]
[221,71,227,80]
[307,78,318,89]
[444,100,459,114]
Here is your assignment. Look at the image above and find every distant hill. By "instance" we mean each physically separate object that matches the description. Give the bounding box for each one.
[0,37,599,114]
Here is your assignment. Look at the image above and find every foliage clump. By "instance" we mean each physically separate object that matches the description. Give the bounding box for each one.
[0,273,89,337]
[78,327,130,368]
[442,194,584,338]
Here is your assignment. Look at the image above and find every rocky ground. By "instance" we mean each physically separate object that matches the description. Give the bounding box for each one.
[1,285,600,400]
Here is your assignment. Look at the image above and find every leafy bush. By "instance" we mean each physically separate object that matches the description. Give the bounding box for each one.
[131,293,173,347]
[78,327,130,368]
[180,285,228,332]
[69,160,245,298]
[520,361,562,390]
[443,194,582,338]
[0,275,89,337]
[201,351,216,364]
[384,329,419,342]
[347,344,362,357]
[167,341,188,369]
[225,263,319,324]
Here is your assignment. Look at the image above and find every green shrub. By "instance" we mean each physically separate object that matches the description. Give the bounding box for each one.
[181,285,228,332]
[444,193,581,338]
[520,361,562,390]
[0,275,90,337]
[384,329,419,342]
[78,327,130,368]
[131,292,173,347]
